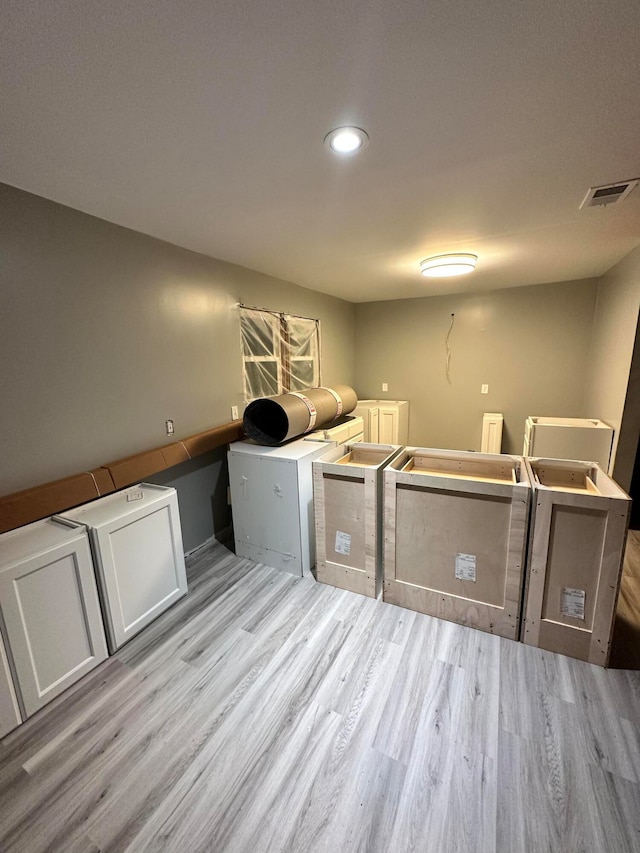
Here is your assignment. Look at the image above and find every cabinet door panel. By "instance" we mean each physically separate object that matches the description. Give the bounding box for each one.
[369,408,380,443]
[0,536,108,717]
[378,409,398,444]
[231,457,300,559]
[0,631,22,738]
[91,497,187,651]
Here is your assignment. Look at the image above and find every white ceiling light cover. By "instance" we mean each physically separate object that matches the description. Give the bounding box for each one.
[324,127,369,154]
[420,254,478,278]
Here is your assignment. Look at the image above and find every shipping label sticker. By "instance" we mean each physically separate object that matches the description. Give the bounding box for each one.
[127,489,144,502]
[455,553,477,582]
[335,531,351,556]
[560,587,586,620]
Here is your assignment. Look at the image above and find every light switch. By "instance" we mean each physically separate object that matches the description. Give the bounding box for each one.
[481,384,489,394]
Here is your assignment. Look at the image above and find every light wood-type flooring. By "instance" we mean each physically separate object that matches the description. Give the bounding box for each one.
[611,529,640,670]
[1,536,640,853]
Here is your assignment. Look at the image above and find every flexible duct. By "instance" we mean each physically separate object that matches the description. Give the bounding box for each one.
[243,385,357,445]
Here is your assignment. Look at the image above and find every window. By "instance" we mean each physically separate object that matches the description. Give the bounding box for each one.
[239,306,320,401]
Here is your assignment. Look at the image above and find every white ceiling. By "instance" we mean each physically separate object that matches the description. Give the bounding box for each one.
[2,0,640,302]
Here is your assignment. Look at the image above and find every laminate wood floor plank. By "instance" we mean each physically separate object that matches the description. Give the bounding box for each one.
[499,638,576,739]
[92,583,351,851]
[0,658,202,852]
[372,613,442,764]
[119,582,354,851]
[261,639,407,852]
[496,727,603,853]
[300,651,407,844]
[0,657,131,771]
[116,553,259,667]
[313,595,404,717]
[439,619,501,760]
[87,628,274,852]
[386,659,496,852]
[280,744,407,853]
[176,567,297,667]
[1,537,639,853]
[623,531,640,580]
[587,764,640,853]
[611,530,640,669]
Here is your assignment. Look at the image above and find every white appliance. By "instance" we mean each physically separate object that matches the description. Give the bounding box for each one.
[523,416,614,470]
[308,415,364,444]
[59,484,187,653]
[481,412,504,454]
[353,400,409,444]
[228,438,333,576]
[0,518,108,734]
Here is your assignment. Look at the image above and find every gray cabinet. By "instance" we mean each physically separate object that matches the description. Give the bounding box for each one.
[0,518,108,720]
[523,416,614,470]
[228,438,333,575]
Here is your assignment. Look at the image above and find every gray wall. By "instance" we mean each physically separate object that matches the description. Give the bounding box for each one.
[0,183,356,496]
[148,448,231,553]
[354,280,599,455]
[584,245,640,488]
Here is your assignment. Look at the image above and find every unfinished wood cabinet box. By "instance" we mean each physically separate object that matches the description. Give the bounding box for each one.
[313,443,402,597]
[522,458,630,666]
[383,448,531,639]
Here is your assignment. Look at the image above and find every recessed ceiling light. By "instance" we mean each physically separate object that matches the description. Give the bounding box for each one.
[324,126,369,155]
[420,254,478,278]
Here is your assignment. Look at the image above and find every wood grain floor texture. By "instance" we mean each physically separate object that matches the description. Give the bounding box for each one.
[1,537,639,853]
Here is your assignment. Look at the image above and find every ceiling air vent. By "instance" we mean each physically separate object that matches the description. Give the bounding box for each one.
[580,178,639,209]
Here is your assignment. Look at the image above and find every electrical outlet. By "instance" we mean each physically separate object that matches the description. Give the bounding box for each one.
[165,419,175,435]
[481,384,489,395]
[382,382,388,392]
[231,405,239,420]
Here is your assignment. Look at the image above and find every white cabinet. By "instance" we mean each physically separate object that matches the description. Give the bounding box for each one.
[0,631,21,738]
[523,416,614,470]
[369,407,379,443]
[59,484,187,653]
[353,403,379,443]
[354,400,409,445]
[0,518,108,719]
[228,438,333,575]
[308,416,364,444]
[481,413,504,454]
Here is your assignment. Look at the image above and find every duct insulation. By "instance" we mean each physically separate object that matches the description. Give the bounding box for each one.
[243,385,357,445]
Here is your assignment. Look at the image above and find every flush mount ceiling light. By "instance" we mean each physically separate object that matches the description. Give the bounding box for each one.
[324,126,369,154]
[420,253,478,278]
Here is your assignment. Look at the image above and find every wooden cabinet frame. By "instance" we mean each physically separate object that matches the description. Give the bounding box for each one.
[522,458,630,665]
[383,448,531,639]
[313,443,402,597]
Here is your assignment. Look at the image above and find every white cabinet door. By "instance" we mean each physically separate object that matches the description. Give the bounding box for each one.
[229,439,333,576]
[378,408,398,444]
[231,455,302,573]
[89,496,187,652]
[0,631,22,738]
[369,408,380,443]
[0,532,108,717]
